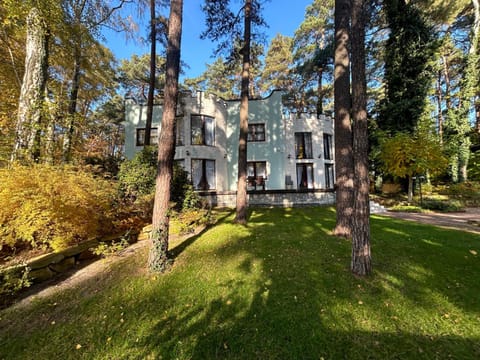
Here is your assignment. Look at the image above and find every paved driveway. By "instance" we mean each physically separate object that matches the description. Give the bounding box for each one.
[379,207,480,235]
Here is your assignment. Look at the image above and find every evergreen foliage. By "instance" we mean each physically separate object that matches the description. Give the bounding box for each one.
[379,0,439,134]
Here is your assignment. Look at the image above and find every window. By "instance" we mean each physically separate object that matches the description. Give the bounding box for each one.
[136,127,158,146]
[295,132,313,159]
[296,163,314,189]
[323,133,333,160]
[191,115,214,146]
[191,159,215,190]
[325,163,335,189]
[176,117,184,146]
[247,161,267,190]
[247,123,266,142]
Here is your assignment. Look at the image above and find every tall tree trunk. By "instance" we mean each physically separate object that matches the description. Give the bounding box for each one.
[145,0,157,146]
[316,67,324,117]
[11,7,48,163]
[351,0,371,276]
[472,0,480,134]
[436,73,444,145]
[148,0,183,273]
[63,49,81,163]
[234,0,252,225]
[333,0,354,237]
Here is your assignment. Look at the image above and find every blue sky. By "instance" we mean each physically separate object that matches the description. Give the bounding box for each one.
[103,0,313,79]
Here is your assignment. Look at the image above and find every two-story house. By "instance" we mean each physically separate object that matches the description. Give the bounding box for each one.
[124,90,335,207]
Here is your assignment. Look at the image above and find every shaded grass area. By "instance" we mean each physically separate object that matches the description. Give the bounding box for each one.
[1,207,479,359]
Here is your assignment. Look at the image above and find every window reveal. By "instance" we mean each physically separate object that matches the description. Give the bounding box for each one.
[191,159,215,190]
[323,133,333,160]
[247,161,267,190]
[296,163,314,189]
[247,123,266,142]
[136,127,158,146]
[295,132,313,159]
[191,115,215,146]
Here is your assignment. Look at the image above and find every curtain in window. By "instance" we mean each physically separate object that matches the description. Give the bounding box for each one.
[256,162,266,177]
[304,133,313,158]
[176,117,184,145]
[295,132,313,159]
[191,159,215,190]
[205,160,215,189]
[205,116,215,146]
[191,159,203,190]
[296,164,314,189]
[191,116,203,145]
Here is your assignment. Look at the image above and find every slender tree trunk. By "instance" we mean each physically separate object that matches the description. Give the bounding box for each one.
[148,0,183,273]
[471,0,480,134]
[145,0,157,146]
[333,0,354,237]
[63,49,81,163]
[408,175,413,202]
[234,0,252,224]
[11,7,48,163]
[351,0,371,276]
[436,73,444,145]
[316,67,324,117]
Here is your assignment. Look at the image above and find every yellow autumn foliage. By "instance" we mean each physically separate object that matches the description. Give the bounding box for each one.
[0,165,117,252]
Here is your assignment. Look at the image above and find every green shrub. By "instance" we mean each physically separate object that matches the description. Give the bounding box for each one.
[421,198,464,212]
[118,147,202,211]
[0,265,31,301]
[443,181,480,206]
[0,165,116,252]
[90,238,130,257]
[117,146,157,202]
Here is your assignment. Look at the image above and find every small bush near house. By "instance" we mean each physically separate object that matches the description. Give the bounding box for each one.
[118,147,203,213]
[117,146,157,202]
[0,165,117,255]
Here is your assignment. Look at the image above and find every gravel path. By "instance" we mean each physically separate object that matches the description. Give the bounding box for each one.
[380,207,480,235]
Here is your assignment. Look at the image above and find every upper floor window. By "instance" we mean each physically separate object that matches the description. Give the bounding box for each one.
[295,132,313,159]
[136,127,158,146]
[191,115,215,146]
[247,123,265,142]
[323,133,333,160]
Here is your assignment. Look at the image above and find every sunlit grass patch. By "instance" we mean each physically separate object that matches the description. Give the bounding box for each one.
[1,207,479,359]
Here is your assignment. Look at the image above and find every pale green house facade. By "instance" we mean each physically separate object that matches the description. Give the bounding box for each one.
[124,90,335,206]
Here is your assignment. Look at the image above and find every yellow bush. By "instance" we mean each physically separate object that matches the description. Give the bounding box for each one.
[0,165,117,252]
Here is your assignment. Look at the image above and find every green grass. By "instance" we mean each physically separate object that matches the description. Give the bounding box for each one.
[1,207,479,359]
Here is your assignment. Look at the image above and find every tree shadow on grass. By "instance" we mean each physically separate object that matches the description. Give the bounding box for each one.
[1,207,480,359]
[130,207,480,359]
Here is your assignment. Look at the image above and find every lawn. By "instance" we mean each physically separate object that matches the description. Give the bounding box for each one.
[1,207,479,359]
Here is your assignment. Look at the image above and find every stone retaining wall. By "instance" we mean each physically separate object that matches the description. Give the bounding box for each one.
[0,233,138,286]
[199,189,336,207]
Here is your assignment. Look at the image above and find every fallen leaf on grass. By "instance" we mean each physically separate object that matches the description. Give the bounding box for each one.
[469,250,477,256]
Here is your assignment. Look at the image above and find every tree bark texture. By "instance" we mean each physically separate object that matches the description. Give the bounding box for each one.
[333,0,354,237]
[235,0,252,225]
[63,49,81,163]
[148,0,183,273]
[351,0,371,276]
[145,0,157,146]
[11,7,48,163]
